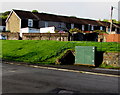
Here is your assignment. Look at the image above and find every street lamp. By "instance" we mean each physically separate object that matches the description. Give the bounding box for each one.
[110,6,114,33]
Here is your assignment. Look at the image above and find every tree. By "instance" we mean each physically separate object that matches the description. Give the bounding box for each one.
[117,21,120,24]
[32,10,38,13]
[2,11,10,16]
[0,11,10,19]
[102,19,120,24]
[112,19,120,24]
[103,19,109,22]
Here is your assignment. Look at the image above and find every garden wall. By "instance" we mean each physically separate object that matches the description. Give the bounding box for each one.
[98,34,120,43]
[105,34,120,43]
[1,32,20,40]
[22,33,69,41]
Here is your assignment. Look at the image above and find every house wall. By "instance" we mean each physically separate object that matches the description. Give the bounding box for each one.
[40,27,55,33]
[39,21,45,28]
[6,12,21,33]
[20,27,40,37]
[74,24,82,30]
[21,19,28,28]
[39,21,67,31]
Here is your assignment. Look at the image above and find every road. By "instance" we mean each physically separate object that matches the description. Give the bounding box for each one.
[2,63,120,94]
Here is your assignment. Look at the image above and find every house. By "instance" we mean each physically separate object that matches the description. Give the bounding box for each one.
[6,9,120,34]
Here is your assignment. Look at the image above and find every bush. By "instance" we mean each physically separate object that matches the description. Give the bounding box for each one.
[69,28,82,33]
[93,30,108,34]
[54,30,59,33]
[5,30,10,32]
[32,10,38,13]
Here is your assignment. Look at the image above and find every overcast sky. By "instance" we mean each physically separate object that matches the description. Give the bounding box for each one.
[0,0,119,20]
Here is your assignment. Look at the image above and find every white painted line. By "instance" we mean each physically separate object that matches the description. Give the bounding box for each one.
[6,63,120,78]
[9,71,16,72]
[95,68,120,71]
[29,65,120,78]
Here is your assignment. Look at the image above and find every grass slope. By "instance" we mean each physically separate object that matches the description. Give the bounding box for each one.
[1,40,120,64]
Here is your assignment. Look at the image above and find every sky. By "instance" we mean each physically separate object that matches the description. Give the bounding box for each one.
[0,0,119,21]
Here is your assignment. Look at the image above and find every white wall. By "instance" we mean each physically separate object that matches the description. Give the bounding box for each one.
[40,27,55,33]
[29,28,40,33]
[20,27,40,37]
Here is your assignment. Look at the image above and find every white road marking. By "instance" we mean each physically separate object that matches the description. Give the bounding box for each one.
[94,68,120,72]
[6,62,120,78]
[9,71,16,72]
[30,65,120,78]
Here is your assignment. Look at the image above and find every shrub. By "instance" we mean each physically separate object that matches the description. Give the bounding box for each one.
[69,28,82,33]
[54,30,59,33]
[32,10,38,13]
[93,30,108,34]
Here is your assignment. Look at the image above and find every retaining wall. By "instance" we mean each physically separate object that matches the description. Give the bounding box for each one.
[103,52,120,67]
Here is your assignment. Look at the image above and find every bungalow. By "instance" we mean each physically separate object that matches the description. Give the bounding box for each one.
[5,9,120,34]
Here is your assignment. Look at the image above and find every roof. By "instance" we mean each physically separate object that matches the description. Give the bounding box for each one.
[113,23,120,28]
[13,10,37,20]
[11,9,104,26]
[7,9,120,28]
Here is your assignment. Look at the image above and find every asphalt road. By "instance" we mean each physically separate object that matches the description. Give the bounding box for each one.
[2,63,120,94]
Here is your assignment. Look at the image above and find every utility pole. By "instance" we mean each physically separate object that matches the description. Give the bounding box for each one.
[110,6,114,33]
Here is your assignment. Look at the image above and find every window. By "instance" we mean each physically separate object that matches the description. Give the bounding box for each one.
[71,24,74,29]
[91,25,94,31]
[82,25,85,31]
[28,19,33,27]
[58,23,62,28]
[45,21,48,27]
[100,26,103,30]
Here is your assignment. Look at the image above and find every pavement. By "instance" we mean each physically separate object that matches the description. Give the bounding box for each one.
[2,59,120,76]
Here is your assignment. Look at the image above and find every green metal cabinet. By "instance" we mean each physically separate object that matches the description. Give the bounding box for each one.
[75,46,95,66]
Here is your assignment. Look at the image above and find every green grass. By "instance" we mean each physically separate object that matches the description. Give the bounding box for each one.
[1,40,120,64]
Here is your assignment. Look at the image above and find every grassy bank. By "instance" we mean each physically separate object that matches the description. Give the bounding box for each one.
[1,40,120,64]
